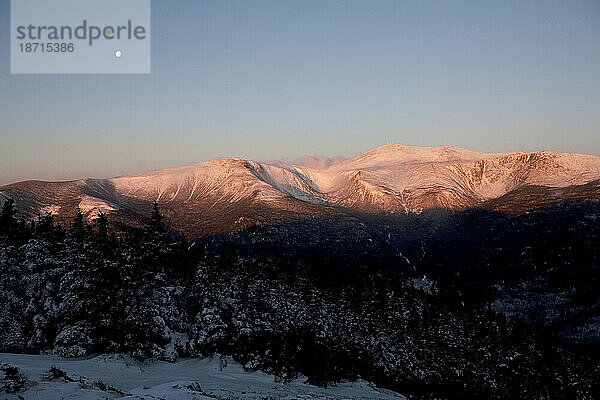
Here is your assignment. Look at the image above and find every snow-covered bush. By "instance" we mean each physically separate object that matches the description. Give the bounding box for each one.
[53,323,93,357]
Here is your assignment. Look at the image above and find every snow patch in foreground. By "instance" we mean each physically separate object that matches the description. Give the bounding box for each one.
[0,353,406,400]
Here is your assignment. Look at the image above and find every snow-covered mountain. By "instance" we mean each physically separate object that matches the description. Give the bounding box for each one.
[1,144,599,238]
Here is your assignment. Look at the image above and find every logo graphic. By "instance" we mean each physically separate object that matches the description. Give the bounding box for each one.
[11,0,151,74]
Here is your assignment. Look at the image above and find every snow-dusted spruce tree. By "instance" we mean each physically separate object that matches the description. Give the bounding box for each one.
[120,202,173,359]
[0,199,27,352]
[19,214,63,352]
[0,199,17,235]
[53,211,122,356]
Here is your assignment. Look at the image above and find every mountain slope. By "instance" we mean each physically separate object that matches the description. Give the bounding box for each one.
[1,144,599,238]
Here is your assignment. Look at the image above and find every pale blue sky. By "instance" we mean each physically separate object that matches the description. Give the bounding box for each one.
[1,0,599,185]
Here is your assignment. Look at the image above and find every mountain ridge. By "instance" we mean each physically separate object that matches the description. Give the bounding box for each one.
[1,144,599,238]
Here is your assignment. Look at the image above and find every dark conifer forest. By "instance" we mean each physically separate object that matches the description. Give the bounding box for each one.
[0,198,598,399]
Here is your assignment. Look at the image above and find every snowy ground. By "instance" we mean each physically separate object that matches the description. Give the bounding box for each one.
[0,353,406,399]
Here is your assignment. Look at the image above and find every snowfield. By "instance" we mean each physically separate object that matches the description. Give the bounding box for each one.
[0,353,406,400]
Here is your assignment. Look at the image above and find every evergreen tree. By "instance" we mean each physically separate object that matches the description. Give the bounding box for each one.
[0,199,16,234]
[68,208,86,247]
[96,212,109,244]
[141,202,169,274]
[71,208,84,232]
[146,201,166,241]
[35,213,57,239]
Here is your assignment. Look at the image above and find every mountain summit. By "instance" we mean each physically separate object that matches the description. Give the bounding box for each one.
[2,144,599,238]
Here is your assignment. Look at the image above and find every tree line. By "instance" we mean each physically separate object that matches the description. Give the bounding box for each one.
[0,199,598,399]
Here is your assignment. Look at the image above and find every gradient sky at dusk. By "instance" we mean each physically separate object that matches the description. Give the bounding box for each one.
[1,0,599,185]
